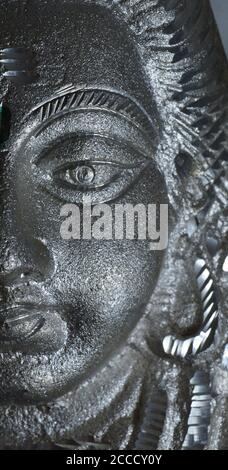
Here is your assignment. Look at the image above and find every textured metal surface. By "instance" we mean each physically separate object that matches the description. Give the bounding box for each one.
[0,0,227,450]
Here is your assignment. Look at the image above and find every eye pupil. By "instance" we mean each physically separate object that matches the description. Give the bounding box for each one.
[75,165,95,184]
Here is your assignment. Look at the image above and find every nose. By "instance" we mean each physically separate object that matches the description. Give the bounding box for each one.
[0,235,55,286]
[0,159,55,284]
[0,239,66,354]
[0,236,55,314]
[0,232,56,322]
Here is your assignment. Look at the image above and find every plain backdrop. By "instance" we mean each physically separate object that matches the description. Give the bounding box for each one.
[211,0,228,57]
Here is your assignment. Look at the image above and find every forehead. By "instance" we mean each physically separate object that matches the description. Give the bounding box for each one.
[2,1,135,84]
[0,0,158,137]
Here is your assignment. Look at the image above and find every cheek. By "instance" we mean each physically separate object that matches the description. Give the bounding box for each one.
[48,240,162,323]
[95,244,162,307]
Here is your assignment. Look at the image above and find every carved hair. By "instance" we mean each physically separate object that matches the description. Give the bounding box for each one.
[100,0,228,210]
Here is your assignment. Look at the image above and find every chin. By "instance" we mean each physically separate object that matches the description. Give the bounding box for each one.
[0,355,83,406]
[0,341,116,405]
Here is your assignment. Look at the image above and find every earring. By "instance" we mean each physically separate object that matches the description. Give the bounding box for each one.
[162,258,218,358]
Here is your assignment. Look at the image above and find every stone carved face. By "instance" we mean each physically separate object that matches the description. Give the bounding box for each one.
[0,1,168,404]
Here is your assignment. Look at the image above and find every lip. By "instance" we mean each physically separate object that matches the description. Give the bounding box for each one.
[0,305,46,341]
[0,303,68,354]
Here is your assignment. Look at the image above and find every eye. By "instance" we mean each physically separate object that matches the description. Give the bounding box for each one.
[53,160,138,191]
[33,134,150,204]
[65,164,95,186]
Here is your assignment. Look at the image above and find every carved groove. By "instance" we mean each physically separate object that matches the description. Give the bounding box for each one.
[134,391,167,450]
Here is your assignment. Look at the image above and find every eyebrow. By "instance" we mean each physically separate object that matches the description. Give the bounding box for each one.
[29,85,155,135]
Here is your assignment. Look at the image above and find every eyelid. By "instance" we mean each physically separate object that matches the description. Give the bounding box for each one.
[32,131,151,167]
[52,159,148,171]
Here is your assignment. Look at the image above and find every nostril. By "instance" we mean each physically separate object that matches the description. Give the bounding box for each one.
[20,269,32,278]
[19,268,43,282]
[19,268,44,284]
[0,239,55,286]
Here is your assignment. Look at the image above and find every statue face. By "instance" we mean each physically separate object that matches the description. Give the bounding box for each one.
[0,1,168,404]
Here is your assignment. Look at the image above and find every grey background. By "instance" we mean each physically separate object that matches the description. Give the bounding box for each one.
[211,0,228,57]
